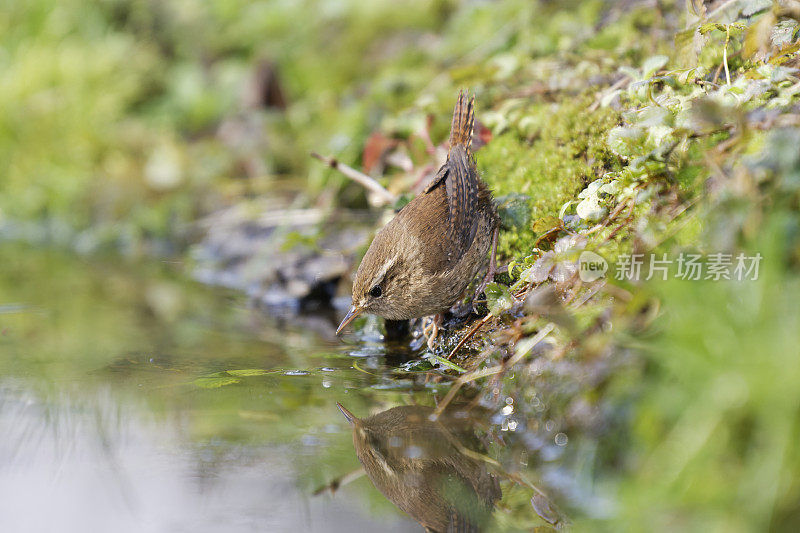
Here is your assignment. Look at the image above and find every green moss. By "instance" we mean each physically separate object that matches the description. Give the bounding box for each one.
[477,95,621,259]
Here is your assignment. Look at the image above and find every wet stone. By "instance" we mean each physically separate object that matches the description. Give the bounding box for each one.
[192,199,376,313]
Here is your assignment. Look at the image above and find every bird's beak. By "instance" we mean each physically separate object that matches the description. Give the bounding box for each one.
[336,402,357,425]
[336,305,363,335]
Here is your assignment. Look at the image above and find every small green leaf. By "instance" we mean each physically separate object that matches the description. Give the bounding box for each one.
[399,359,434,372]
[642,55,669,78]
[675,29,699,67]
[772,20,800,48]
[485,282,515,316]
[699,23,725,35]
[677,68,695,84]
[742,0,771,16]
[532,215,562,234]
[194,376,241,388]
[576,196,607,222]
[426,354,467,373]
[227,369,270,376]
[607,126,645,157]
[636,105,672,128]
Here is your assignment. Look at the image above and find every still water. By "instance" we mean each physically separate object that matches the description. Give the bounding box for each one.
[0,245,590,532]
[0,245,421,531]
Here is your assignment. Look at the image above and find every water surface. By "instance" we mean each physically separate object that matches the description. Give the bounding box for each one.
[1,245,598,532]
[0,245,420,532]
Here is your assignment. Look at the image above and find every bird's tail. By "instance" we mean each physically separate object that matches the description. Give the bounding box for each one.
[449,90,474,153]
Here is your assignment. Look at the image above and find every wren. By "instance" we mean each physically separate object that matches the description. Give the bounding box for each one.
[337,91,499,346]
[336,403,500,532]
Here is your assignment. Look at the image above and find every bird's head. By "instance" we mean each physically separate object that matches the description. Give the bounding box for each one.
[336,225,415,333]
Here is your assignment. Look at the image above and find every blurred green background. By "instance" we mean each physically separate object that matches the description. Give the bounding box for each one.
[1,0,481,252]
[0,0,635,255]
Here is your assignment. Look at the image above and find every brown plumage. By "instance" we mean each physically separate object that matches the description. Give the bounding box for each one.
[337,91,498,335]
[337,403,501,533]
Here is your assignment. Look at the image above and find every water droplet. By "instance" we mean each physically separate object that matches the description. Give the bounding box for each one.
[501,405,514,415]
[283,370,310,376]
[322,380,332,388]
[320,367,337,372]
[507,420,519,431]
[545,420,555,432]
[531,492,561,525]
[554,432,568,446]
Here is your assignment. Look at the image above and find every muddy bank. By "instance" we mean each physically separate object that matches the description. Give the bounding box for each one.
[192,199,377,316]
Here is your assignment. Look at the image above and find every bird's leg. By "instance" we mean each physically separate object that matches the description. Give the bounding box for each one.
[473,224,500,305]
[422,314,443,350]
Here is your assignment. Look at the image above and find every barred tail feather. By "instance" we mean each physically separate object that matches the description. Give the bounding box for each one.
[449,90,474,153]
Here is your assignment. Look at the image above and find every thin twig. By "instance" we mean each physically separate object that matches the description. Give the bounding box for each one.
[313,468,366,495]
[588,75,630,112]
[434,323,555,417]
[446,313,494,360]
[434,366,505,418]
[646,197,701,251]
[503,322,555,371]
[723,25,731,86]
[599,198,637,246]
[584,197,632,236]
[568,280,606,309]
[712,60,724,85]
[311,152,398,205]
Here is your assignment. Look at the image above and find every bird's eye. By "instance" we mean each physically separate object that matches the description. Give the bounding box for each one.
[369,285,382,298]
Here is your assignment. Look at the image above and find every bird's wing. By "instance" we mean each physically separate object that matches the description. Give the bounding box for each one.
[423,146,480,262]
[445,146,479,254]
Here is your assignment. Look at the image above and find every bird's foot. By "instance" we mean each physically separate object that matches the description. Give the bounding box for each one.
[422,314,443,351]
[473,269,495,305]
[450,300,474,319]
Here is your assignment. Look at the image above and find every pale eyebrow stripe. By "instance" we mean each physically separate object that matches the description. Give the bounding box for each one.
[374,254,398,284]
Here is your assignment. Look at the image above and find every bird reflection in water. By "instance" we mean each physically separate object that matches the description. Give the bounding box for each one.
[336,403,500,533]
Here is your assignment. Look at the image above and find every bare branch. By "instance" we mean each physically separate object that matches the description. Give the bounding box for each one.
[311,152,397,206]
